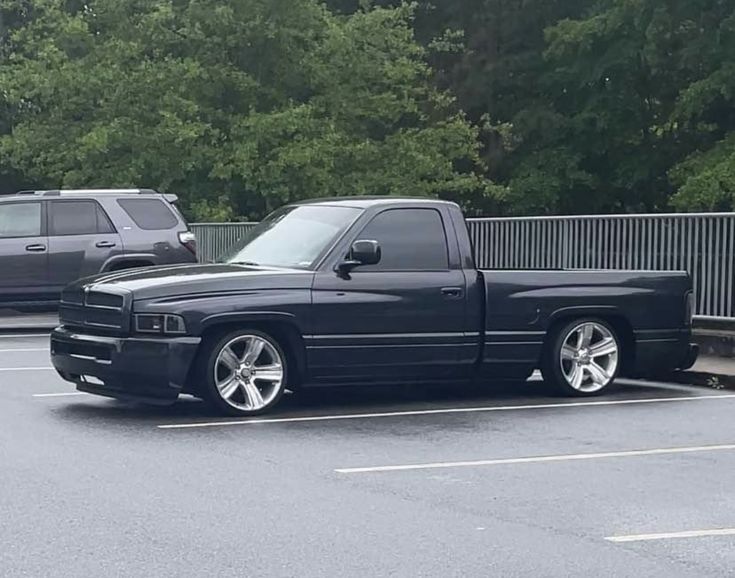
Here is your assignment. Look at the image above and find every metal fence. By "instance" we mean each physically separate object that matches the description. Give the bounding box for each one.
[191,212,735,319]
[190,222,257,263]
[469,214,735,319]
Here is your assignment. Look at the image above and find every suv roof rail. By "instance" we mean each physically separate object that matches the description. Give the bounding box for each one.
[11,188,162,197]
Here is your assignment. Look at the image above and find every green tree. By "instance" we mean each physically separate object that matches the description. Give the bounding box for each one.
[0,0,494,220]
[540,0,735,213]
[330,0,735,215]
[669,4,735,210]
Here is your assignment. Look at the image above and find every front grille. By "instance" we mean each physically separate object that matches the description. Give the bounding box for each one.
[85,291,124,309]
[59,288,129,334]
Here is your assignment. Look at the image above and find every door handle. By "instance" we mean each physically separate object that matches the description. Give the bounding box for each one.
[25,244,47,252]
[441,287,464,299]
[95,241,116,248]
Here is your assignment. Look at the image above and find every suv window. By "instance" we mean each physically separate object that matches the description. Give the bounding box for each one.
[356,208,449,271]
[118,198,178,230]
[50,201,115,236]
[0,202,42,238]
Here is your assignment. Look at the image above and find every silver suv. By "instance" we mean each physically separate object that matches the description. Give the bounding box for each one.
[0,189,197,308]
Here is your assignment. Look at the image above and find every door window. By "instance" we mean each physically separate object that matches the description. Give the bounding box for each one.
[356,209,449,271]
[0,203,42,238]
[50,201,115,236]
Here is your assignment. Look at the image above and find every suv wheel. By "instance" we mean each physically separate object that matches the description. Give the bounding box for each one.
[541,318,620,396]
[200,329,288,416]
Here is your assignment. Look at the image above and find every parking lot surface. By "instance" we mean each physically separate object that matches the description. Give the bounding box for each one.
[1,332,734,577]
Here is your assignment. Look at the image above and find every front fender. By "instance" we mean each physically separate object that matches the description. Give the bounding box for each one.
[199,311,298,332]
[134,288,312,338]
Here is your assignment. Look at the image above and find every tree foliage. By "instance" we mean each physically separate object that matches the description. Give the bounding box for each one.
[1,0,734,218]
[541,0,735,213]
[330,0,735,214]
[0,0,492,219]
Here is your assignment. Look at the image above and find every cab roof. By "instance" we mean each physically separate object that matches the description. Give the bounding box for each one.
[291,196,457,209]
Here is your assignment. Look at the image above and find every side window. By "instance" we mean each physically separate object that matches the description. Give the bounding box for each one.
[117,198,178,230]
[50,201,114,236]
[356,209,449,271]
[0,202,42,238]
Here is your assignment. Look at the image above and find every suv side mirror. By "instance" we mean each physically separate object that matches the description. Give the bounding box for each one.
[337,239,381,273]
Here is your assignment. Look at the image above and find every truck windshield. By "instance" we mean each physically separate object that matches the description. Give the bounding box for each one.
[222,205,361,269]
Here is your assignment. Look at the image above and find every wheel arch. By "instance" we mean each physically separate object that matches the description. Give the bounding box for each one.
[545,307,635,374]
[102,254,158,272]
[195,313,308,388]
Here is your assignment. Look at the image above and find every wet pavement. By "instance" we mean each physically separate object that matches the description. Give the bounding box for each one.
[1,332,734,577]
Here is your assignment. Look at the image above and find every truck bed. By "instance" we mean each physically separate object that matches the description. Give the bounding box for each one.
[478,269,692,377]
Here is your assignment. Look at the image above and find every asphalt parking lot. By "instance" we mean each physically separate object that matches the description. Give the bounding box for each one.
[1,332,734,577]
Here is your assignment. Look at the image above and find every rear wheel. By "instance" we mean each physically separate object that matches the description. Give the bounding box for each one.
[199,329,288,416]
[541,318,620,396]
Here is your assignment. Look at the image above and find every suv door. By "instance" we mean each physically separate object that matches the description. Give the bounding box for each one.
[310,207,467,381]
[0,201,49,305]
[47,200,123,292]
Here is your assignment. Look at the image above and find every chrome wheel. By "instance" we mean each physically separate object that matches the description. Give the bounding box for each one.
[559,321,619,393]
[213,334,284,412]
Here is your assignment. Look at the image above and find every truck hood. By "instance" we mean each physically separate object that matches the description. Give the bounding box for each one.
[68,263,314,301]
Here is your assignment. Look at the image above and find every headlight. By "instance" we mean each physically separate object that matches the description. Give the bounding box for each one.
[134,314,187,335]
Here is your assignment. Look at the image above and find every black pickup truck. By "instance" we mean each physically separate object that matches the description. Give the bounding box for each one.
[51,197,698,415]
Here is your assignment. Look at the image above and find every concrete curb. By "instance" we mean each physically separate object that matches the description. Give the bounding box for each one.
[0,312,58,333]
[0,323,56,332]
[0,322,57,333]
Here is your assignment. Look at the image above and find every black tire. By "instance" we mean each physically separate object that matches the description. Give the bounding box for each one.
[197,328,289,416]
[541,317,621,397]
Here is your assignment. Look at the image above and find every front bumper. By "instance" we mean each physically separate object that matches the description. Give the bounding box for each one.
[50,327,201,405]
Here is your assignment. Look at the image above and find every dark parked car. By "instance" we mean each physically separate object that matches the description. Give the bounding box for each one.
[51,197,698,415]
[0,189,197,308]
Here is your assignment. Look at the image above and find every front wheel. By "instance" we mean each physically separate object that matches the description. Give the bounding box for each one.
[541,318,621,396]
[199,329,288,416]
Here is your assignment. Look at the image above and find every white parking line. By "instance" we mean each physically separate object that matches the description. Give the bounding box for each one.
[0,348,49,353]
[32,392,87,398]
[335,443,735,474]
[0,367,55,372]
[0,333,49,338]
[157,393,735,430]
[606,528,735,543]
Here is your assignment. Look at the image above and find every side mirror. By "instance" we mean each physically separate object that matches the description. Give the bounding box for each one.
[337,239,381,273]
[350,240,381,266]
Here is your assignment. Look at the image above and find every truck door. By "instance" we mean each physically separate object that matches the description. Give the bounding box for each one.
[310,207,467,381]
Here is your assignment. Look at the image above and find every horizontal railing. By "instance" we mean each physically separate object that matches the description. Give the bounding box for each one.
[191,212,735,319]
[468,213,735,319]
[190,222,257,264]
